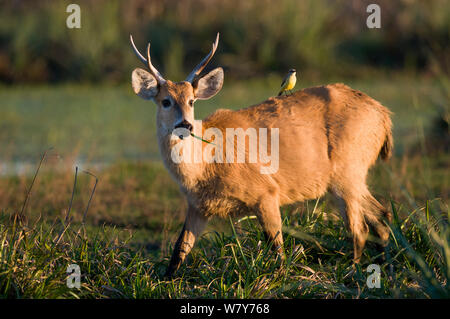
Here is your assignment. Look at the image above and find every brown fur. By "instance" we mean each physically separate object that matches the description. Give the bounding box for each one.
[132,71,393,276]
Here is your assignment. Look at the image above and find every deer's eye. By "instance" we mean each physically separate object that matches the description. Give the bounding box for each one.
[162,99,171,108]
[189,99,194,107]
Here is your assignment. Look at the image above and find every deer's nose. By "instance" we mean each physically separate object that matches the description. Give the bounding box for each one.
[175,120,193,132]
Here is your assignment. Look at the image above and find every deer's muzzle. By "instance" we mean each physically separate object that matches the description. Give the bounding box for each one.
[174,120,193,139]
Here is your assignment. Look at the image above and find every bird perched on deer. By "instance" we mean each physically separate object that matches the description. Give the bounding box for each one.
[278,68,297,96]
[129,32,393,277]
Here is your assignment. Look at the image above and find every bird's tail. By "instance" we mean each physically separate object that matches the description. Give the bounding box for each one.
[277,91,282,96]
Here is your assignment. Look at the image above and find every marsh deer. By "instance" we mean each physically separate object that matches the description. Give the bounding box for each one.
[129,33,393,277]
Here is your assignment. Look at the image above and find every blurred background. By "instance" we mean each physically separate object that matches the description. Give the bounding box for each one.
[0,0,448,232]
[1,0,449,83]
[0,0,448,160]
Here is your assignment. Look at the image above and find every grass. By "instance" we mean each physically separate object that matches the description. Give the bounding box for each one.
[0,153,448,298]
[0,190,448,298]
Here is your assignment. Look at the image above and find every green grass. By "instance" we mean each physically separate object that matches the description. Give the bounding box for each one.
[0,151,448,298]
[0,193,448,298]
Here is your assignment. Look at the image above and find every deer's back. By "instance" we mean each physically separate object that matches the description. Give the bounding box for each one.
[196,83,392,210]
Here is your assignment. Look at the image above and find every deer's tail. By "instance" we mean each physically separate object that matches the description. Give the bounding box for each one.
[379,116,393,161]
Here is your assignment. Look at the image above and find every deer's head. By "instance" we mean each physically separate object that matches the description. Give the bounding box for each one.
[130,33,223,138]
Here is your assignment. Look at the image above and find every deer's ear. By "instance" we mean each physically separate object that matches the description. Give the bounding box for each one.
[193,67,224,100]
[131,68,159,100]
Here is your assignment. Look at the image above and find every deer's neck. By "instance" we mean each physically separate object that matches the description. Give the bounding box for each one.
[156,121,206,192]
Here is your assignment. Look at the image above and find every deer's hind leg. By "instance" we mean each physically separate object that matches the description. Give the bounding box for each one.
[333,191,369,263]
[361,190,392,248]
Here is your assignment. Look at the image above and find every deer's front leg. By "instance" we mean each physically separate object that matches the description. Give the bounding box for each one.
[165,206,207,278]
[256,197,284,259]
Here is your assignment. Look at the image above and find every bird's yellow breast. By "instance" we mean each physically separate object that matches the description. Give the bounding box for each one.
[284,74,296,90]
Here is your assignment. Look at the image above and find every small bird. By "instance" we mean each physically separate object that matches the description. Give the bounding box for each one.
[278,68,297,96]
